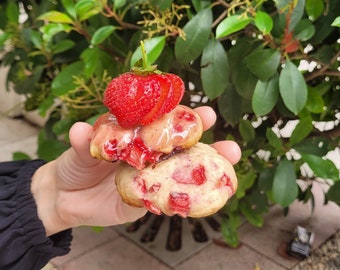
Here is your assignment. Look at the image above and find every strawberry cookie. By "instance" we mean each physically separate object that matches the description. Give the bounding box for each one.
[115,142,237,218]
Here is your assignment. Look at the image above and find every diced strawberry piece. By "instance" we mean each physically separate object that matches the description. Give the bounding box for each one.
[169,192,190,217]
[191,165,207,185]
[103,139,119,159]
[125,137,163,170]
[143,199,162,215]
[149,182,161,193]
[134,177,147,194]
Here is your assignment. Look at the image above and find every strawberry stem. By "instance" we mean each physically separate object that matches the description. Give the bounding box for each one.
[140,41,150,69]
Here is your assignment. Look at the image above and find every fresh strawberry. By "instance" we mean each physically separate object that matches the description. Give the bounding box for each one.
[103,71,184,128]
[103,41,184,128]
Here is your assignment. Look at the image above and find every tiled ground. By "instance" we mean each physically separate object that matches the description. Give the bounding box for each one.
[1,114,340,270]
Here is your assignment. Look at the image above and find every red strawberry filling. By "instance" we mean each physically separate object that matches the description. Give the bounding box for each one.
[168,192,191,217]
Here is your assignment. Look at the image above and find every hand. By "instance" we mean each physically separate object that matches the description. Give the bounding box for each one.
[31,106,241,236]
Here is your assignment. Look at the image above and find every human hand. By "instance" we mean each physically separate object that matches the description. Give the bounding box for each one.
[31,106,241,236]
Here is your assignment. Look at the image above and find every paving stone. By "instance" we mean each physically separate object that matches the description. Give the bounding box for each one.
[51,227,119,266]
[58,236,171,270]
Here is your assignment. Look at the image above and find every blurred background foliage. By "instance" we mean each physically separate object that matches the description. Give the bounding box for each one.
[0,0,339,247]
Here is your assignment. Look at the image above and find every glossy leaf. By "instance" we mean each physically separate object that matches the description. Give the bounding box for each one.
[266,128,282,150]
[306,87,325,113]
[61,0,77,19]
[305,0,325,21]
[236,171,256,199]
[114,0,127,9]
[40,23,73,42]
[258,167,275,192]
[245,48,280,81]
[91,25,116,45]
[221,214,241,247]
[254,11,273,34]
[331,16,340,27]
[37,11,73,24]
[200,39,229,99]
[53,40,75,54]
[294,137,329,156]
[239,201,264,227]
[289,116,313,146]
[294,19,315,41]
[175,8,212,63]
[51,61,84,96]
[279,60,308,115]
[252,75,279,117]
[301,154,340,181]
[75,0,102,21]
[218,84,244,127]
[216,15,252,39]
[130,36,166,67]
[239,119,255,142]
[6,2,19,24]
[272,158,298,207]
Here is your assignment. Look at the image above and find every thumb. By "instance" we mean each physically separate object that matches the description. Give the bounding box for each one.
[69,122,98,165]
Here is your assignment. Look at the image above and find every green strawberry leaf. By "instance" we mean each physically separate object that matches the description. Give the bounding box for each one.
[301,154,340,181]
[91,25,116,45]
[216,15,252,39]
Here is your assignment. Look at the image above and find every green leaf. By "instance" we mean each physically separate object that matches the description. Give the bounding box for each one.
[221,214,241,248]
[37,11,74,24]
[6,2,19,24]
[272,158,298,207]
[216,15,252,39]
[61,0,77,18]
[331,16,340,27]
[252,75,279,117]
[327,181,340,205]
[294,19,315,41]
[218,84,244,127]
[239,119,255,142]
[254,11,273,34]
[305,0,325,21]
[191,0,211,12]
[266,128,282,150]
[200,39,229,99]
[51,61,84,96]
[75,0,102,21]
[279,60,308,115]
[53,39,75,54]
[38,139,69,161]
[39,23,73,42]
[91,25,116,45]
[294,137,329,156]
[290,117,313,146]
[12,152,32,161]
[236,171,257,199]
[0,33,11,46]
[175,8,212,63]
[29,30,43,49]
[306,86,325,113]
[301,154,340,181]
[239,201,264,227]
[130,36,166,67]
[245,48,281,81]
[258,167,275,192]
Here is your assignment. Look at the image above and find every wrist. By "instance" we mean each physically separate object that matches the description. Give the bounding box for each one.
[31,161,69,236]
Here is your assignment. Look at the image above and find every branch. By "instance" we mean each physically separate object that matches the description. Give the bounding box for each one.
[305,50,340,82]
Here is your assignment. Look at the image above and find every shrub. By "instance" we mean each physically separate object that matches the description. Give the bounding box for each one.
[1,0,339,246]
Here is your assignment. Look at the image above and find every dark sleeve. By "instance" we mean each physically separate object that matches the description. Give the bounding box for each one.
[0,160,72,270]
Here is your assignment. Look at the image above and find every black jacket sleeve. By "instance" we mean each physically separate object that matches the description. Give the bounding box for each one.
[0,160,72,270]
